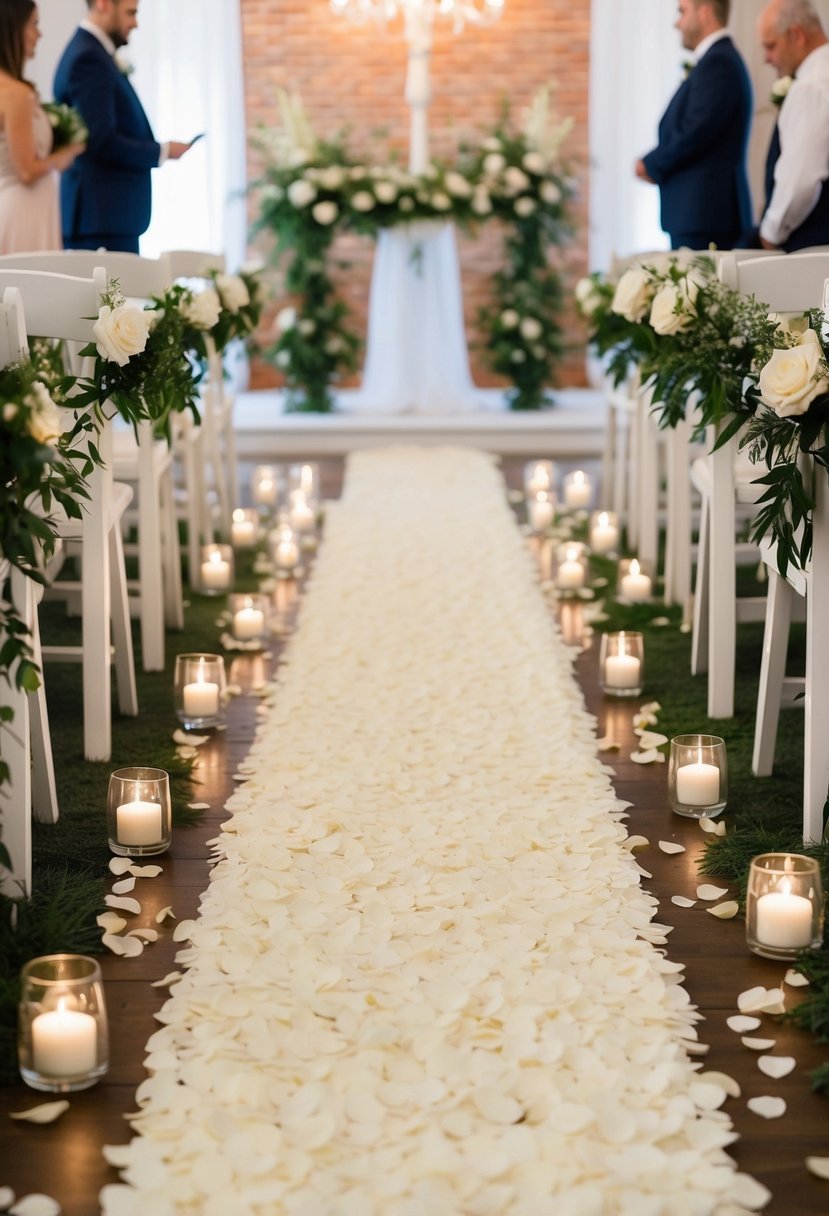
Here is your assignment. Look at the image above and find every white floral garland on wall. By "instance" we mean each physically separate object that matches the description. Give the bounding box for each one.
[102,448,766,1215]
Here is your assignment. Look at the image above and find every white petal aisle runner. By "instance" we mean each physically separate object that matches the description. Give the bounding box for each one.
[102,448,766,1216]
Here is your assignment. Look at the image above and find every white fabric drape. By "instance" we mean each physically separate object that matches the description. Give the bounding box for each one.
[30,0,247,269]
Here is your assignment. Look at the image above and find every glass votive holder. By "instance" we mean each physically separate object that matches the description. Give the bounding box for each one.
[589,510,620,555]
[556,542,588,591]
[174,653,227,730]
[106,766,171,856]
[230,507,260,550]
[523,459,556,498]
[288,491,318,534]
[563,469,593,510]
[617,557,653,603]
[271,524,301,575]
[229,593,269,643]
[251,464,279,508]
[18,955,108,1093]
[668,734,728,818]
[289,461,320,502]
[600,631,644,697]
[527,490,555,533]
[746,853,824,960]
[199,543,233,595]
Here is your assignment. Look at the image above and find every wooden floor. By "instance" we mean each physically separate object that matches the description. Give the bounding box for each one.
[0,457,827,1215]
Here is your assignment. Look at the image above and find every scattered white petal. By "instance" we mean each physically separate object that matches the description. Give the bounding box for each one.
[707,901,739,919]
[699,1071,741,1098]
[631,748,665,764]
[172,729,208,747]
[155,906,176,924]
[187,802,210,811]
[624,835,650,851]
[727,1015,761,1033]
[173,919,197,942]
[671,895,697,908]
[650,616,670,627]
[128,864,162,879]
[738,986,786,1014]
[596,734,620,752]
[806,1156,829,1180]
[658,840,686,854]
[637,730,669,749]
[742,1037,777,1051]
[0,1191,13,1209]
[9,1197,62,1216]
[107,857,133,876]
[747,1095,786,1119]
[226,683,242,696]
[102,932,144,958]
[128,928,159,943]
[97,912,127,933]
[728,1173,773,1210]
[757,1055,796,1079]
[111,876,136,895]
[696,884,729,901]
[150,972,182,988]
[9,1100,70,1124]
[104,894,141,915]
[785,968,810,988]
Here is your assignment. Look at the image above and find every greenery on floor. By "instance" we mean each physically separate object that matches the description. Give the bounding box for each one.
[0,551,262,1084]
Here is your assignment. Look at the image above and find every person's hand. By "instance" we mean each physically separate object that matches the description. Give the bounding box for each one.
[167,140,194,161]
[53,142,86,172]
[634,159,654,183]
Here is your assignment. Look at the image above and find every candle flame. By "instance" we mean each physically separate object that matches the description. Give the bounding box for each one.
[779,877,792,898]
[197,658,206,682]
[574,470,585,485]
[784,855,795,874]
[599,511,609,526]
[243,597,253,610]
[209,550,222,566]
[630,559,640,576]
[232,508,245,522]
[537,490,549,504]
[566,545,580,562]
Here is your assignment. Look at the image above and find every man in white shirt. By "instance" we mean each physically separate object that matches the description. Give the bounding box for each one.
[758,0,829,250]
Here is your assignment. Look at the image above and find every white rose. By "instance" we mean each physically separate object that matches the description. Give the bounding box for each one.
[611,267,653,322]
[287,178,317,207]
[649,281,696,336]
[351,190,376,212]
[3,402,17,421]
[759,328,829,417]
[27,381,62,444]
[324,336,343,355]
[540,180,562,205]
[771,75,793,104]
[93,302,152,365]
[532,344,546,359]
[399,196,415,212]
[472,188,492,216]
[312,200,339,225]
[511,349,527,363]
[483,152,506,175]
[520,317,543,341]
[431,192,452,211]
[444,171,472,198]
[215,273,250,313]
[374,181,398,204]
[262,183,283,203]
[275,350,291,368]
[575,277,602,316]
[276,306,297,332]
[504,166,530,194]
[318,166,345,190]
[482,136,502,152]
[181,288,222,332]
[515,196,537,217]
[298,319,316,336]
[500,309,520,329]
[522,151,546,175]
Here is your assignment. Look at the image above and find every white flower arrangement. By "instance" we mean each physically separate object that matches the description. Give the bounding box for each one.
[180,287,222,332]
[214,273,250,314]
[771,75,793,107]
[92,301,152,366]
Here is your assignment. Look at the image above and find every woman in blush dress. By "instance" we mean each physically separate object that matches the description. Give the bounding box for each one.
[0,0,85,253]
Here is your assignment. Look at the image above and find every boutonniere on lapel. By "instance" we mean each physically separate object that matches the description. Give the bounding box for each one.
[771,75,793,107]
[682,59,695,78]
[114,52,134,77]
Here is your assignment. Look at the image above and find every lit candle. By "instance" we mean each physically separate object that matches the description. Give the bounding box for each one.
[252,472,277,506]
[200,550,231,591]
[557,545,585,589]
[231,510,256,548]
[289,495,316,533]
[525,461,553,496]
[233,599,265,641]
[183,660,220,718]
[115,799,163,847]
[604,653,641,689]
[756,879,813,949]
[275,532,300,571]
[564,471,592,509]
[299,464,315,496]
[590,511,619,554]
[528,492,554,531]
[620,559,652,602]
[32,998,97,1078]
[676,750,720,806]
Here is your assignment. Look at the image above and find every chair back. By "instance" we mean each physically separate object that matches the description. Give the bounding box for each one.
[0,251,168,301]
[718,250,829,310]
[162,249,225,281]
[0,266,107,346]
[0,286,29,366]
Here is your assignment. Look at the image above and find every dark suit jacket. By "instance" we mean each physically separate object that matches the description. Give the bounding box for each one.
[642,36,753,248]
[763,118,829,251]
[53,28,160,246]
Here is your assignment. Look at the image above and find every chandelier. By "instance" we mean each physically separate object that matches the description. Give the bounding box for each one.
[329,0,504,33]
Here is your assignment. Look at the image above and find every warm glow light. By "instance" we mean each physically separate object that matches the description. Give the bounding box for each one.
[330,0,503,30]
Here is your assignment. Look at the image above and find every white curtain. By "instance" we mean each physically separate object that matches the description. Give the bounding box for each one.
[29,0,247,268]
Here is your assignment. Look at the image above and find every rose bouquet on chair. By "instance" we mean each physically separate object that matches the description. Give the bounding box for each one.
[739,313,829,578]
[71,279,203,441]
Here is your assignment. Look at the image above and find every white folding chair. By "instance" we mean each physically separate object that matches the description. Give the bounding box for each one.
[690,251,829,719]
[0,269,139,761]
[0,251,184,671]
[163,249,239,543]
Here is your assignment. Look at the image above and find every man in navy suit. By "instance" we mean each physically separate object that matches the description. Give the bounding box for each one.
[635,0,753,250]
[53,0,192,253]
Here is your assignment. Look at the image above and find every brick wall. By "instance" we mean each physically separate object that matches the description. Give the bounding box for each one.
[241,0,591,391]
